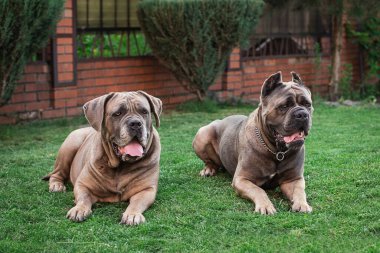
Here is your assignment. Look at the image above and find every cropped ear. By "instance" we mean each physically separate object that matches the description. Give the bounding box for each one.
[261,71,283,98]
[137,91,162,128]
[291,71,303,86]
[83,93,115,131]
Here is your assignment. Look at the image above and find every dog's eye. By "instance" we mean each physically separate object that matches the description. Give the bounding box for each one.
[279,105,288,111]
[304,103,312,108]
[142,109,149,115]
[112,111,122,117]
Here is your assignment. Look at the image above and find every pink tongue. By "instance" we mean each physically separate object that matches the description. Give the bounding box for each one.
[118,140,144,157]
[283,132,304,143]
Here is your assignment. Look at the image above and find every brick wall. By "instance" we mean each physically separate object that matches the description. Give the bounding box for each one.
[0,0,363,124]
[75,58,196,109]
[0,63,52,124]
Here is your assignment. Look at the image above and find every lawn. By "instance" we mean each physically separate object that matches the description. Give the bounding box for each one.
[0,104,379,252]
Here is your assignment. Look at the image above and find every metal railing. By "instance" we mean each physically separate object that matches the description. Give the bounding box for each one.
[76,0,150,59]
[241,33,330,60]
[76,29,151,59]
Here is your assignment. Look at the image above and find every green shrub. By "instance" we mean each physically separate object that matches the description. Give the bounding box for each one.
[138,0,263,100]
[347,17,380,99]
[0,0,65,106]
[339,63,354,99]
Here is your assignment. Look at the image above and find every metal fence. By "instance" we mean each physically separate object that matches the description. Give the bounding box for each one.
[76,0,151,59]
[241,4,331,60]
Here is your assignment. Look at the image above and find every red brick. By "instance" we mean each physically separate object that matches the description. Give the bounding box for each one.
[65,45,73,54]
[54,99,66,108]
[54,89,77,99]
[263,59,276,66]
[25,83,39,92]
[0,103,26,113]
[64,27,73,34]
[66,98,77,107]
[229,61,240,69]
[27,101,50,110]
[0,115,17,124]
[42,108,66,119]
[18,74,31,83]
[65,0,72,9]
[58,72,73,82]
[14,84,25,93]
[95,77,116,86]
[57,55,73,63]
[67,107,82,117]
[232,48,240,54]
[64,9,72,18]
[58,18,72,28]
[77,62,95,70]
[229,54,240,61]
[77,86,105,97]
[37,91,51,101]
[58,63,73,72]
[11,93,37,103]
[56,27,66,34]
[57,37,72,45]
[37,73,50,83]
[57,45,65,54]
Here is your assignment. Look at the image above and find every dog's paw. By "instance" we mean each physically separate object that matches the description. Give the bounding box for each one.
[292,202,312,213]
[199,166,217,177]
[120,213,146,226]
[66,206,92,222]
[49,182,66,192]
[254,201,277,215]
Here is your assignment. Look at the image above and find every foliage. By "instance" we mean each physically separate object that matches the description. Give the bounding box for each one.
[266,0,379,100]
[346,17,380,98]
[0,0,65,106]
[0,105,380,251]
[339,63,354,99]
[313,42,322,69]
[137,0,264,100]
[77,32,152,59]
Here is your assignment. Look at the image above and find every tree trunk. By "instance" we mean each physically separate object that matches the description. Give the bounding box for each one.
[329,9,344,100]
[195,89,206,102]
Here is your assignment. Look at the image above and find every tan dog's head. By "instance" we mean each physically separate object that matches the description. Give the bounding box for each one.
[259,71,313,149]
[83,91,162,163]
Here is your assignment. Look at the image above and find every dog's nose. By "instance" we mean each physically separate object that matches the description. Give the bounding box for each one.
[128,119,142,130]
[294,110,309,121]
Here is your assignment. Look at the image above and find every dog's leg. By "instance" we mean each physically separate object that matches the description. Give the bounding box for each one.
[193,125,222,177]
[66,185,95,222]
[45,128,92,192]
[120,187,156,226]
[232,176,277,215]
[280,177,312,213]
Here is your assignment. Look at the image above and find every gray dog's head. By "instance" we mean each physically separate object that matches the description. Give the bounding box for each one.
[83,91,162,163]
[260,71,313,149]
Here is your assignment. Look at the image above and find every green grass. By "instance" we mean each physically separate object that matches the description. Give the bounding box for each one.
[0,104,379,252]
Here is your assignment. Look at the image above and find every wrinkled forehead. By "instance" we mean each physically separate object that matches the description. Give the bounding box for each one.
[269,82,312,102]
[106,92,149,112]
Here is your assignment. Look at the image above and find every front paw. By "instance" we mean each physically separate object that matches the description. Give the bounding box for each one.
[66,206,92,222]
[292,202,312,213]
[199,166,217,177]
[120,212,146,226]
[254,200,277,215]
[49,182,66,192]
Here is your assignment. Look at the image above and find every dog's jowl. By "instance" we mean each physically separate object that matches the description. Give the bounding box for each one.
[43,91,162,225]
[193,71,313,214]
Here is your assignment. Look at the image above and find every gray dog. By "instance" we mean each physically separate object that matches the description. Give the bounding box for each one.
[44,91,162,225]
[193,71,313,214]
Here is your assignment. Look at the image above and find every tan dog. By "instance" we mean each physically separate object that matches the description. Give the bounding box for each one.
[193,72,313,214]
[43,91,162,225]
